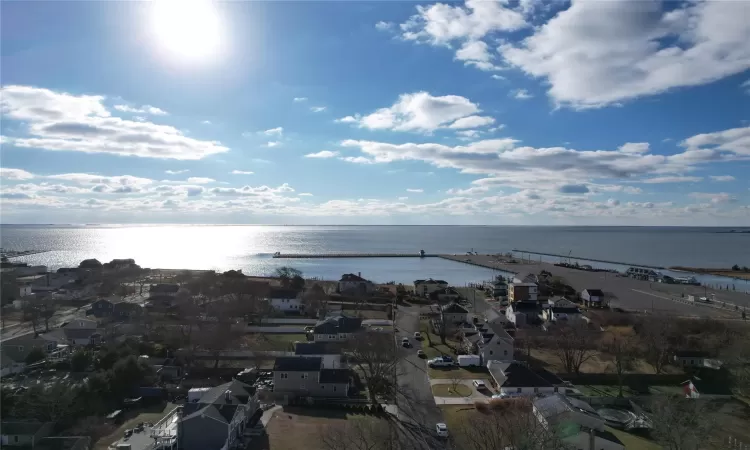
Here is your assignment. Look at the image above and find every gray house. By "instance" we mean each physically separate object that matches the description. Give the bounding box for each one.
[178,379,259,450]
[0,421,53,447]
[313,315,363,342]
[273,356,350,398]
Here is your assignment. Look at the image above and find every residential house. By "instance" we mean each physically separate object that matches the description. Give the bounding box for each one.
[273,356,350,398]
[338,273,376,296]
[1,352,26,377]
[313,315,363,342]
[63,318,98,330]
[440,302,469,333]
[487,361,565,397]
[673,351,722,370]
[267,287,303,313]
[533,394,625,450]
[294,342,342,369]
[1,334,60,364]
[113,301,143,320]
[465,319,514,363]
[414,279,449,297]
[0,421,53,447]
[547,296,578,308]
[149,283,180,299]
[542,306,583,323]
[506,301,541,327]
[178,379,260,450]
[428,287,461,303]
[508,278,538,303]
[34,436,91,450]
[581,289,605,307]
[41,327,102,347]
[625,267,660,281]
[89,298,114,318]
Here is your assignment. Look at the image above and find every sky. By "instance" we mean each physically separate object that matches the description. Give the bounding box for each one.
[0,0,748,225]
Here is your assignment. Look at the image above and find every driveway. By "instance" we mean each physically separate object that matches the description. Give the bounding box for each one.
[394,304,449,450]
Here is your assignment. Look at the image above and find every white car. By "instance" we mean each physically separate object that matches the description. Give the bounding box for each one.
[413,332,422,340]
[436,423,449,438]
[472,380,487,390]
[428,358,452,368]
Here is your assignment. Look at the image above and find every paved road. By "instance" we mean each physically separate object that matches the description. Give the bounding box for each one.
[394,304,450,450]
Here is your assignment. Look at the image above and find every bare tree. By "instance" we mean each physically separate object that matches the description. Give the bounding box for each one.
[319,418,396,450]
[600,331,640,397]
[458,399,571,450]
[545,323,597,374]
[637,316,674,374]
[346,331,399,404]
[649,396,719,450]
[302,283,328,317]
[719,332,750,397]
[24,306,41,334]
[38,298,57,332]
[449,376,463,396]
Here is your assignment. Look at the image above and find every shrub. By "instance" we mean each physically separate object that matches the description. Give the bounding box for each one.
[474,401,489,413]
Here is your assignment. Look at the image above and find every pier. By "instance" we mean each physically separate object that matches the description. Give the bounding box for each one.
[511,249,666,270]
[272,253,439,258]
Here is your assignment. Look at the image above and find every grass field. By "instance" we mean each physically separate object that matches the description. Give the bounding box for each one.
[249,407,386,450]
[432,384,472,397]
[428,365,492,380]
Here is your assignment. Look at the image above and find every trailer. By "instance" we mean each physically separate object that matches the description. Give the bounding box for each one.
[458,355,481,367]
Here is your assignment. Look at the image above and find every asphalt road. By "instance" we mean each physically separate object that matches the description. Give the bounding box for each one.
[394,304,451,450]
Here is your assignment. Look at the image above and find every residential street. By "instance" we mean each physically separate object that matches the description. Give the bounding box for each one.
[394,304,450,450]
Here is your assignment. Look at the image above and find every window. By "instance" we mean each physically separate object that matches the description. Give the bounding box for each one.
[503,350,508,356]
[489,350,493,355]
[534,387,539,393]
[333,386,337,392]
[301,373,308,379]
[329,334,336,339]
[18,346,24,352]
[280,373,288,379]
[517,388,522,393]
[14,436,19,443]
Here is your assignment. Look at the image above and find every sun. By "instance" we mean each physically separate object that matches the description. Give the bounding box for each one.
[151,0,223,63]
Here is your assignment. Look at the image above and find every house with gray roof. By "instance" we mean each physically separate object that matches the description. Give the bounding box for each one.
[313,315,362,342]
[414,278,448,297]
[294,342,342,368]
[178,379,259,450]
[273,356,350,398]
[533,394,624,450]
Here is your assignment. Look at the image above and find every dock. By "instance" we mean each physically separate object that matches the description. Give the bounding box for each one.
[272,253,439,258]
[512,249,666,270]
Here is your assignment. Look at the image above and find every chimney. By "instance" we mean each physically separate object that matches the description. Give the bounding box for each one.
[588,427,595,450]
[358,272,361,277]
[225,390,232,402]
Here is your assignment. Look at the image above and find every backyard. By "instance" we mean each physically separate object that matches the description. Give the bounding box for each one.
[94,402,178,450]
[432,384,472,397]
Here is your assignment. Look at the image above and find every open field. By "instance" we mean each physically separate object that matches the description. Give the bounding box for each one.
[94,402,177,450]
[432,384,472,397]
[248,407,386,450]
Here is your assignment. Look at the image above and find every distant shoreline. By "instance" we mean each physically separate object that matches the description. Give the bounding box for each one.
[670,266,750,281]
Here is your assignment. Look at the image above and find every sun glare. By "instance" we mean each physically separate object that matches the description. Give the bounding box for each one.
[151,0,223,63]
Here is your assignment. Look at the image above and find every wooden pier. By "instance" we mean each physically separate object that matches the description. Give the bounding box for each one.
[272,253,439,259]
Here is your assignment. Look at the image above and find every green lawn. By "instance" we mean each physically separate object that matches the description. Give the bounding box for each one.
[428,366,492,380]
[262,333,308,350]
[432,384,472,397]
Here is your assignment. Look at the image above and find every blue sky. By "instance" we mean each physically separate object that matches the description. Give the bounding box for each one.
[1,0,748,225]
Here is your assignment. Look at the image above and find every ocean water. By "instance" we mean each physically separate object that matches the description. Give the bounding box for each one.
[1,225,748,284]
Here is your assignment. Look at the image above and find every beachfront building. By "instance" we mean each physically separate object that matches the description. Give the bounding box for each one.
[337,273,376,296]
[440,302,469,333]
[581,289,605,307]
[625,267,660,281]
[267,287,303,313]
[414,278,449,297]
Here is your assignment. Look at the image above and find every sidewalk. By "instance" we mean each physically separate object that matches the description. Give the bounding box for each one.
[434,397,484,405]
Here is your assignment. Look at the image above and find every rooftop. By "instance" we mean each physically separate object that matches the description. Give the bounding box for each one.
[314,315,363,334]
[414,278,448,285]
[441,302,468,314]
[268,287,300,299]
[274,356,323,371]
[487,361,562,388]
[340,273,368,282]
[583,289,605,296]
[150,284,180,294]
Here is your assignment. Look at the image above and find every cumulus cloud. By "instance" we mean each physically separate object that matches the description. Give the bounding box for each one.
[209,183,295,196]
[0,168,35,180]
[231,170,254,175]
[341,92,495,133]
[340,156,376,164]
[680,126,750,155]
[375,21,393,31]
[710,175,735,182]
[1,85,228,160]
[299,193,313,197]
[186,177,215,184]
[499,0,750,108]
[689,192,737,204]
[293,97,308,102]
[406,188,424,193]
[114,104,168,115]
[642,176,702,184]
[310,106,326,113]
[266,141,282,148]
[512,89,533,100]
[263,127,284,136]
[165,169,189,175]
[305,150,339,158]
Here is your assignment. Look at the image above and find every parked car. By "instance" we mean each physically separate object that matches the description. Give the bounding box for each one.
[436,423,449,438]
[472,380,487,390]
[417,350,426,358]
[428,358,452,368]
[124,429,133,438]
[401,337,410,347]
[413,332,422,340]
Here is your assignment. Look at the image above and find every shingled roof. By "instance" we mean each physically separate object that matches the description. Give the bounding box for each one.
[273,356,322,371]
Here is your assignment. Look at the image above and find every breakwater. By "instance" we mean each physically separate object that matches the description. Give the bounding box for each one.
[272,253,439,258]
[512,249,666,270]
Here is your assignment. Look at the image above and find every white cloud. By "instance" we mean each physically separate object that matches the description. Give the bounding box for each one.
[448,115,495,129]
[165,169,189,175]
[266,141,282,148]
[456,130,480,139]
[512,89,533,100]
[293,97,308,102]
[642,176,702,184]
[263,127,284,136]
[406,188,424,193]
[689,192,737,204]
[618,143,650,154]
[339,156,375,164]
[710,175,735,182]
[305,150,339,158]
[1,85,228,160]
[310,106,326,113]
[375,21,394,31]
[491,74,506,81]
[398,196,409,201]
[446,185,490,195]
[455,40,499,71]
[202,120,212,125]
[346,91,487,133]
[47,173,154,188]
[114,104,168,115]
[680,126,750,156]
[186,177,215,184]
[0,168,34,180]
[231,170,254,175]
[209,183,295,196]
[299,193,313,197]
[743,79,750,94]
[500,0,750,109]
[335,115,360,124]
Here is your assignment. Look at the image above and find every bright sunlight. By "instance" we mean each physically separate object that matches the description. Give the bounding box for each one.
[151,0,223,63]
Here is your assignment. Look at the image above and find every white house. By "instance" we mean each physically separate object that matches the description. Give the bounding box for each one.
[581,289,605,306]
[267,287,303,312]
[338,273,376,296]
[465,319,514,363]
[414,279,449,297]
[542,306,584,323]
[487,361,564,397]
[533,394,625,450]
